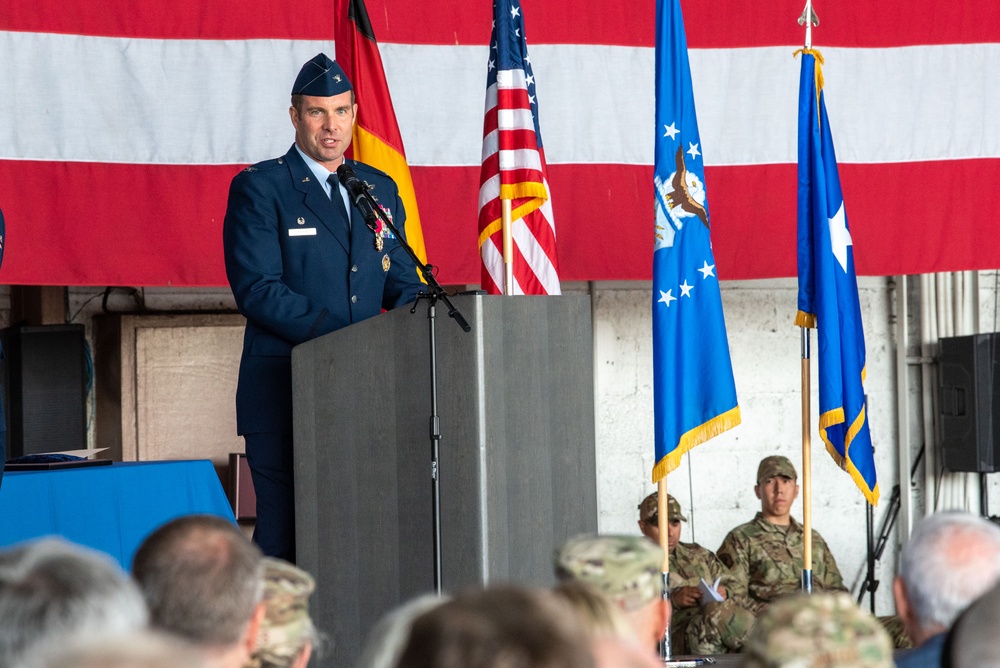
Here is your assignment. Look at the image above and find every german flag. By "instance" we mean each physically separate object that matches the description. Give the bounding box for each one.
[335,0,427,265]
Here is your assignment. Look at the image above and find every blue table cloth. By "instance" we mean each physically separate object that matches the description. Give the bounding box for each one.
[0,460,235,570]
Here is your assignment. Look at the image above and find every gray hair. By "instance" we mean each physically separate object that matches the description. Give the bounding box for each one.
[899,512,1000,632]
[132,514,264,648]
[0,538,149,668]
[25,630,208,668]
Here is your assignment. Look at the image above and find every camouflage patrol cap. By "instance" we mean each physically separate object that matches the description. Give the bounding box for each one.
[740,592,893,668]
[250,558,316,668]
[553,534,664,612]
[757,455,797,483]
[638,492,687,522]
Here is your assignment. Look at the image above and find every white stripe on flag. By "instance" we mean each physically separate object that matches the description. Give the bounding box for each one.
[512,215,560,295]
[497,148,543,171]
[0,31,328,164]
[480,238,515,293]
[477,173,501,209]
[495,69,528,89]
[496,109,537,132]
[483,82,499,114]
[3,32,998,167]
[481,129,499,161]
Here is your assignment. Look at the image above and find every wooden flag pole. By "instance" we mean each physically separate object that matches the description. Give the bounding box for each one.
[800,327,814,592]
[657,476,672,660]
[797,0,819,594]
[501,198,514,295]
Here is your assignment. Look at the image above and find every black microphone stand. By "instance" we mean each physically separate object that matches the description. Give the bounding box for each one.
[347,173,470,595]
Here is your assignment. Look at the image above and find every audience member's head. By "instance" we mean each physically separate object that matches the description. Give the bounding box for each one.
[894,512,1000,645]
[356,593,449,668]
[0,538,148,667]
[741,592,893,668]
[395,586,594,668]
[132,514,265,668]
[554,534,669,648]
[248,558,318,668]
[26,630,207,668]
[946,578,1000,668]
[552,579,635,641]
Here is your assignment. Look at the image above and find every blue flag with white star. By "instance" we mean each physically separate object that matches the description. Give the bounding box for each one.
[651,0,740,483]
[795,51,878,505]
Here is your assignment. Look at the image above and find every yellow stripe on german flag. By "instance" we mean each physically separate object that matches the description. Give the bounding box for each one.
[353,127,427,264]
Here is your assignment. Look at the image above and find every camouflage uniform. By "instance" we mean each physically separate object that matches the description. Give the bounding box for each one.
[716,512,846,616]
[249,557,316,668]
[637,492,753,654]
[879,614,913,650]
[669,541,754,655]
[741,592,894,668]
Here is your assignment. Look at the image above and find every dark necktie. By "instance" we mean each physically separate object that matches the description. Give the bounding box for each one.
[327,173,351,233]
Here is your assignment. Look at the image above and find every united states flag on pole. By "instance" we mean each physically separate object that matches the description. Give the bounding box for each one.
[477,0,560,295]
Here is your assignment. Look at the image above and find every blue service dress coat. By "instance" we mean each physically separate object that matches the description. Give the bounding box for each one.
[223,146,423,437]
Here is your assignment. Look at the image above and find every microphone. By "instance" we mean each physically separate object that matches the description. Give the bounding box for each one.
[336,163,380,228]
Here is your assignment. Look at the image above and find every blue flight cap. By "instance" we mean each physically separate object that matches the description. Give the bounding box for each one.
[291,53,353,97]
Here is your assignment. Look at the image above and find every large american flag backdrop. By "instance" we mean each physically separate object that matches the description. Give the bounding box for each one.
[1,0,998,286]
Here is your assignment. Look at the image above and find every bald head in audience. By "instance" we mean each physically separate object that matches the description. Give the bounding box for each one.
[132,515,265,668]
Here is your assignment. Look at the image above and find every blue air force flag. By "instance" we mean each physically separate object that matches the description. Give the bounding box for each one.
[795,50,879,505]
[651,0,740,483]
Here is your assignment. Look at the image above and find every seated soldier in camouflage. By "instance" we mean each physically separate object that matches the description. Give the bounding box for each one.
[716,455,846,617]
[637,492,753,655]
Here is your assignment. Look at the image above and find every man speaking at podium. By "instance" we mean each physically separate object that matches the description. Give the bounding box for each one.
[223,53,423,562]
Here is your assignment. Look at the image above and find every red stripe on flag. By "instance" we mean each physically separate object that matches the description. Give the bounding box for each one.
[0,0,338,40]
[0,160,234,286]
[1,158,998,286]
[509,233,546,295]
[496,87,534,109]
[4,0,996,47]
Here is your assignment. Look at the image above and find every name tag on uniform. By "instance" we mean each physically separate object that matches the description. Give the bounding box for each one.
[288,228,317,237]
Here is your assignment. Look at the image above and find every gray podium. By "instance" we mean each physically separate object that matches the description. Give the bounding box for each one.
[291,294,597,666]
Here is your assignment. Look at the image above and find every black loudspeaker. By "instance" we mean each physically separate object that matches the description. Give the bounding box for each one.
[0,325,88,459]
[939,333,1000,473]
